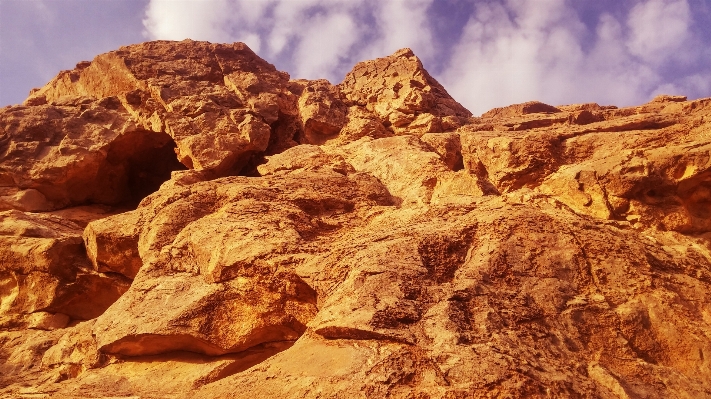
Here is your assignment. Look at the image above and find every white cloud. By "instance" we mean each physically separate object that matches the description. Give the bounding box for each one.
[357,0,435,62]
[142,0,435,83]
[292,11,362,79]
[442,0,701,115]
[626,0,692,65]
[441,0,590,113]
[140,0,710,114]
[143,0,233,42]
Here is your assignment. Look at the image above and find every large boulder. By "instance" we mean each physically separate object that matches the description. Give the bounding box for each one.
[88,159,394,357]
[0,100,186,210]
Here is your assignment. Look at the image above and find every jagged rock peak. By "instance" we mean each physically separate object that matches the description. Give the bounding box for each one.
[339,47,472,134]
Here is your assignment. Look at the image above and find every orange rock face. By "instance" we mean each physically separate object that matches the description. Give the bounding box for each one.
[340,48,472,135]
[2,40,711,399]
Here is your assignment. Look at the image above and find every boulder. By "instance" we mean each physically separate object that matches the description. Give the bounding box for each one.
[420,132,463,171]
[481,100,562,119]
[293,80,348,144]
[90,170,394,357]
[0,101,185,209]
[332,135,453,205]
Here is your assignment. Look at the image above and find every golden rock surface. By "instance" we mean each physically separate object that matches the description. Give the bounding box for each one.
[1,40,711,398]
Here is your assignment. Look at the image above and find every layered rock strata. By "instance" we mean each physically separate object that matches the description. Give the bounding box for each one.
[1,40,711,399]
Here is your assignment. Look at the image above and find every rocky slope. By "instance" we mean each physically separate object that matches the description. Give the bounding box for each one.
[1,40,711,399]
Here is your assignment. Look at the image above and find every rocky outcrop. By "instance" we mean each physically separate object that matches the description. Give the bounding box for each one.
[88,164,392,358]
[0,100,186,210]
[2,40,711,399]
[24,41,291,175]
[339,48,472,135]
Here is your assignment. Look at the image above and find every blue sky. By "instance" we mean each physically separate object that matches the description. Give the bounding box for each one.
[1,0,710,115]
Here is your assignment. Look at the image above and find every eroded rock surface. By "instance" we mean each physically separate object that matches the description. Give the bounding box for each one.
[2,40,711,399]
[339,48,472,135]
[0,211,129,328]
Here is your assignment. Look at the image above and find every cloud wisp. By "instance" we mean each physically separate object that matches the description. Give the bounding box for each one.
[142,0,436,82]
[444,0,711,114]
[141,0,711,115]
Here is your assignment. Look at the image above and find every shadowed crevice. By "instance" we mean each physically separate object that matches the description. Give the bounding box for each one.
[95,130,187,208]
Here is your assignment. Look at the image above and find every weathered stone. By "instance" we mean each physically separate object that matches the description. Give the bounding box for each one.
[339,48,471,135]
[2,40,711,399]
[89,170,393,358]
[0,101,185,210]
[331,135,452,205]
[481,100,562,119]
[22,40,300,177]
[420,132,463,171]
[0,211,129,327]
[295,80,348,144]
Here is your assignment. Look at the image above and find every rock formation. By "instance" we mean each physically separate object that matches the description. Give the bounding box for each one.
[1,39,711,398]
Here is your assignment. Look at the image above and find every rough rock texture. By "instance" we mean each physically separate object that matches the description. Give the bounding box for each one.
[2,40,711,399]
[0,210,130,329]
[339,48,472,135]
[23,41,287,174]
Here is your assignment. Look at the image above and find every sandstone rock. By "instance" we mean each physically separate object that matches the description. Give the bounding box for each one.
[2,40,711,399]
[420,132,463,171]
[23,40,299,177]
[47,205,122,228]
[650,94,687,103]
[481,100,561,119]
[83,210,142,279]
[88,170,393,358]
[339,48,471,135]
[27,312,70,331]
[0,328,65,389]
[294,79,348,144]
[0,101,187,210]
[331,135,453,205]
[335,105,392,144]
[556,102,612,113]
[0,189,53,212]
[185,197,711,398]
[1,320,290,397]
[257,144,354,176]
[41,320,103,374]
[460,130,561,192]
[430,171,493,205]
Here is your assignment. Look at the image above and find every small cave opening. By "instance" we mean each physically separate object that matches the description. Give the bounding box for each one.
[95,130,188,208]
